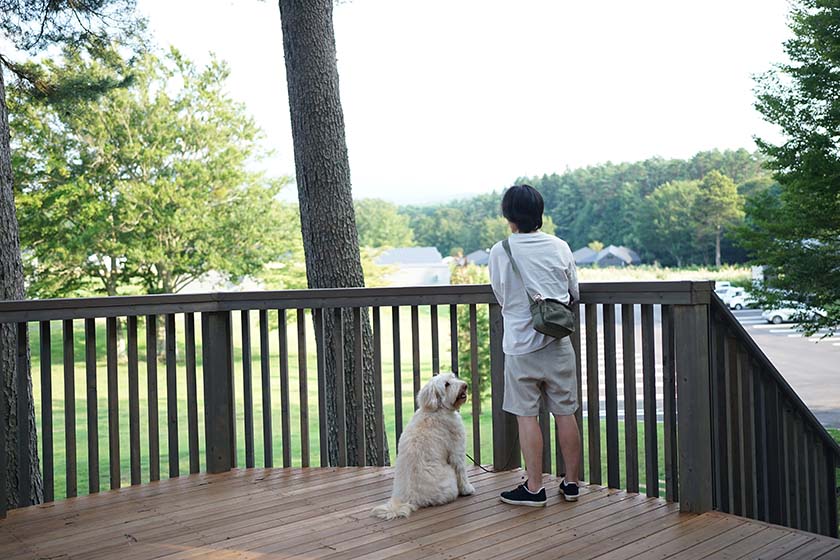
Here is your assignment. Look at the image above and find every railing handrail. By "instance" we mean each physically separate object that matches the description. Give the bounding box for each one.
[0,281,712,322]
[710,295,840,458]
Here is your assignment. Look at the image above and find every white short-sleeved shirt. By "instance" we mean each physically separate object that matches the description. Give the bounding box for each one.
[488,232,579,356]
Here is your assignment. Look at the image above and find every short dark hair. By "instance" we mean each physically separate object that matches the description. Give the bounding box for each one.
[501,184,544,233]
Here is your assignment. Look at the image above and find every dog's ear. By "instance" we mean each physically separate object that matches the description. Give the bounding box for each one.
[416,380,441,411]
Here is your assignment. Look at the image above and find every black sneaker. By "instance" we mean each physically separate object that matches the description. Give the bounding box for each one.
[500,482,547,507]
[559,479,579,502]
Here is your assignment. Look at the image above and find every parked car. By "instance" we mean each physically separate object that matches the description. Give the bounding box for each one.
[728,288,755,310]
[761,304,826,324]
[714,282,737,305]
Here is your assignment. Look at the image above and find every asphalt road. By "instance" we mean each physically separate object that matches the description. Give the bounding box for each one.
[731,309,840,428]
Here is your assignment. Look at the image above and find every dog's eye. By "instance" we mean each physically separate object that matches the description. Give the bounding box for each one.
[445,382,450,388]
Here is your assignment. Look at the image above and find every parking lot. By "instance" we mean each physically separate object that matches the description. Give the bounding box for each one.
[731,308,840,428]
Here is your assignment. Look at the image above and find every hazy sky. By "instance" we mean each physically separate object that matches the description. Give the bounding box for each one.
[138,0,791,204]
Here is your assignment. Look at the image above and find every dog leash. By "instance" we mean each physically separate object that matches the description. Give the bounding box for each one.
[464,432,521,474]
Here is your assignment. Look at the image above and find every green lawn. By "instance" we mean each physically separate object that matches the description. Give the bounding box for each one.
[29,307,674,500]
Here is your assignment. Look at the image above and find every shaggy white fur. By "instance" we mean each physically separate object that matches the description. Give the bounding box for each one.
[372,372,475,519]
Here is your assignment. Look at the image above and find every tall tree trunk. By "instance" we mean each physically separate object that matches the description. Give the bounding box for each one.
[0,65,44,509]
[715,226,722,267]
[279,0,388,467]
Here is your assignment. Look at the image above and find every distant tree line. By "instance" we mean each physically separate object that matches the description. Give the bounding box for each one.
[357,149,773,267]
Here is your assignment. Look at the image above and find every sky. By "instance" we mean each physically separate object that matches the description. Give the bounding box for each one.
[137,0,792,204]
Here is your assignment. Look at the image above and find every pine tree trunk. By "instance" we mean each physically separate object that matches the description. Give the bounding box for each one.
[1,65,44,509]
[279,0,388,467]
[715,226,722,267]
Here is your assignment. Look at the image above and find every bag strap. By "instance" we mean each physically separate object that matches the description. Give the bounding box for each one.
[502,238,537,304]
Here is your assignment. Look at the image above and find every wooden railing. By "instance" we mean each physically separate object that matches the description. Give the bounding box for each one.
[0,281,837,537]
[709,297,840,537]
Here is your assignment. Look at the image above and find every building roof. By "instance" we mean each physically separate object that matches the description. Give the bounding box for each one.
[375,247,444,265]
[572,247,598,265]
[465,249,490,266]
[595,245,641,265]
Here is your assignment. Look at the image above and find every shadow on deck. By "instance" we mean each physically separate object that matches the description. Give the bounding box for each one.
[1,467,837,560]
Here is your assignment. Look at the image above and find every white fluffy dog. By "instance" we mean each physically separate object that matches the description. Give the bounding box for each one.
[372,372,475,519]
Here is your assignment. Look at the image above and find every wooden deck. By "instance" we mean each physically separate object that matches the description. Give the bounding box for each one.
[1,467,838,560]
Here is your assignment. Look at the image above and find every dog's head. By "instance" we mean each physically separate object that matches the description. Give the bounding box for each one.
[416,372,468,412]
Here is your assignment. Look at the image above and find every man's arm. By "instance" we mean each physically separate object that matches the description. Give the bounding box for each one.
[488,246,505,306]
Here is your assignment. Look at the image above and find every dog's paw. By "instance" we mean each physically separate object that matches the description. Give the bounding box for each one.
[459,483,475,496]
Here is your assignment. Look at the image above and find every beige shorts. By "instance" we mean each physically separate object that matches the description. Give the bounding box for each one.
[503,337,579,417]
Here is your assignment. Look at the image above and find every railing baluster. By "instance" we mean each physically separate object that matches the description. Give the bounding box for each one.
[739,349,755,518]
[84,318,98,494]
[333,308,347,467]
[662,305,678,502]
[392,306,403,446]
[352,307,365,466]
[791,413,808,530]
[621,304,638,494]
[411,305,421,409]
[585,303,601,486]
[727,336,743,515]
[808,437,826,535]
[763,378,783,525]
[241,311,255,469]
[297,309,310,468]
[640,304,657,497]
[797,420,810,530]
[146,315,160,482]
[710,314,729,513]
[127,316,141,486]
[782,404,793,526]
[789,410,801,528]
[372,307,385,467]
[62,320,77,498]
[804,430,820,533]
[825,451,838,539]
[469,304,480,465]
[430,305,439,375]
[185,313,199,474]
[106,317,120,490]
[165,314,179,478]
[259,309,273,467]
[603,304,619,489]
[449,304,458,375]
[39,321,54,502]
[753,361,768,521]
[278,309,292,468]
[16,322,32,506]
[314,308,328,467]
[572,305,584,481]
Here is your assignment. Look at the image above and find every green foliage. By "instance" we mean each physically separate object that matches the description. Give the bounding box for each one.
[451,264,491,398]
[354,198,414,248]
[693,171,744,265]
[11,46,295,297]
[402,149,767,266]
[739,0,840,335]
[479,217,510,250]
[636,180,702,267]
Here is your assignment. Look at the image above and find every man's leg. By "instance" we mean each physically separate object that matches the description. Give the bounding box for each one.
[555,413,581,483]
[517,415,543,492]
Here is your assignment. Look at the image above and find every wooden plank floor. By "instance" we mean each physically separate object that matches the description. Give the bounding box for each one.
[1,467,838,559]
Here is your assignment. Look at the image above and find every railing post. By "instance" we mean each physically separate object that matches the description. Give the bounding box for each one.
[674,300,714,514]
[490,303,519,470]
[201,310,236,473]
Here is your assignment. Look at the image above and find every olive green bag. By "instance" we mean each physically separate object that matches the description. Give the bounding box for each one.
[502,238,576,339]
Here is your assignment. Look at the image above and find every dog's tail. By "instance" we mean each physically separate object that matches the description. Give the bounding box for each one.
[371,499,416,520]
